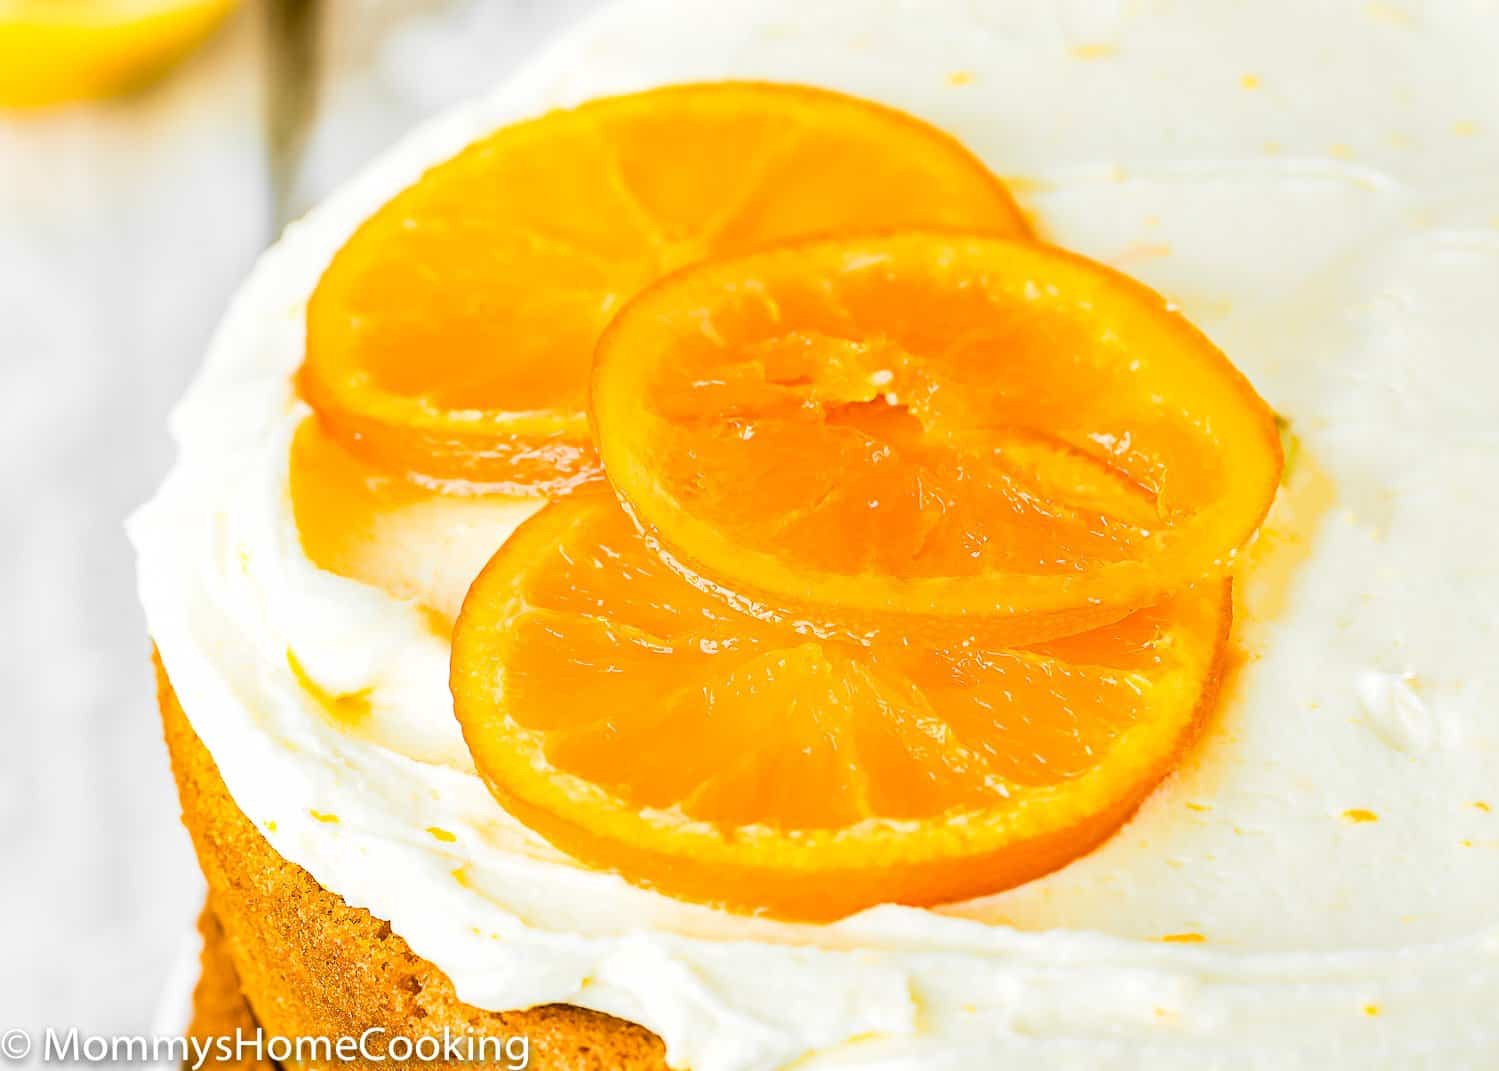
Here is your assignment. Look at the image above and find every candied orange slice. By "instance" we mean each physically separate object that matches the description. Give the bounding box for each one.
[451,489,1231,920]
[301,82,1030,494]
[591,233,1281,639]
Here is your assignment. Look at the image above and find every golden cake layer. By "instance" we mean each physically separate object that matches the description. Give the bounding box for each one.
[159,657,670,1071]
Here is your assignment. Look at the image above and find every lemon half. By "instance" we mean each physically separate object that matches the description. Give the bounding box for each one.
[0,0,238,108]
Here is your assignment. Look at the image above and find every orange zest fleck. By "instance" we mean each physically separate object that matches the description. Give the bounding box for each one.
[287,647,372,726]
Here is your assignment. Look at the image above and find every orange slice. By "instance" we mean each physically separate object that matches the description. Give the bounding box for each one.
[301,82,1030,495]
[591,233,1281,640]
[451,489,1231,920]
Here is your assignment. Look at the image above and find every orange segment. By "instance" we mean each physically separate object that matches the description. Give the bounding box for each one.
[591,233,1281,638]
[451,489,1231,920]
[301,82,1031,494]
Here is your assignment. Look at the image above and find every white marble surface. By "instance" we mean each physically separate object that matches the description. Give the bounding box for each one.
[0,0,602,1043]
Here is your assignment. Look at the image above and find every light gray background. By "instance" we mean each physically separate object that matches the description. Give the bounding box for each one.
[0,0,603,1039]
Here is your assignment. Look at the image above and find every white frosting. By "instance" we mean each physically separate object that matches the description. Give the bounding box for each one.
[132,1,1499,1068]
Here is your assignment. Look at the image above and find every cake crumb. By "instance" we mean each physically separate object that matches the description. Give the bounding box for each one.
[1474,801,1491,813]
[946,70,974,86]
[1364,1004,1381,1017]
[309,809,340,824]
[1240,74,1261,90]
[1161,932,1206,944]
[426,826,458,843]
[1342,808,1379,823]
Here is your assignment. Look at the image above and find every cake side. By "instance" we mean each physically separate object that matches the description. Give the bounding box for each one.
[189,906,278,1071]
[158,656,670,1071]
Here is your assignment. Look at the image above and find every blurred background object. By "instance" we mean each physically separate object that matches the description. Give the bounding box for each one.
[0,0,240,110]
[0,0,603,1047]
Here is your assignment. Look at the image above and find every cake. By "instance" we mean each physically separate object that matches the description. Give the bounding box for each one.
[186,906,278,1071]
[135,2,1499,1068]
